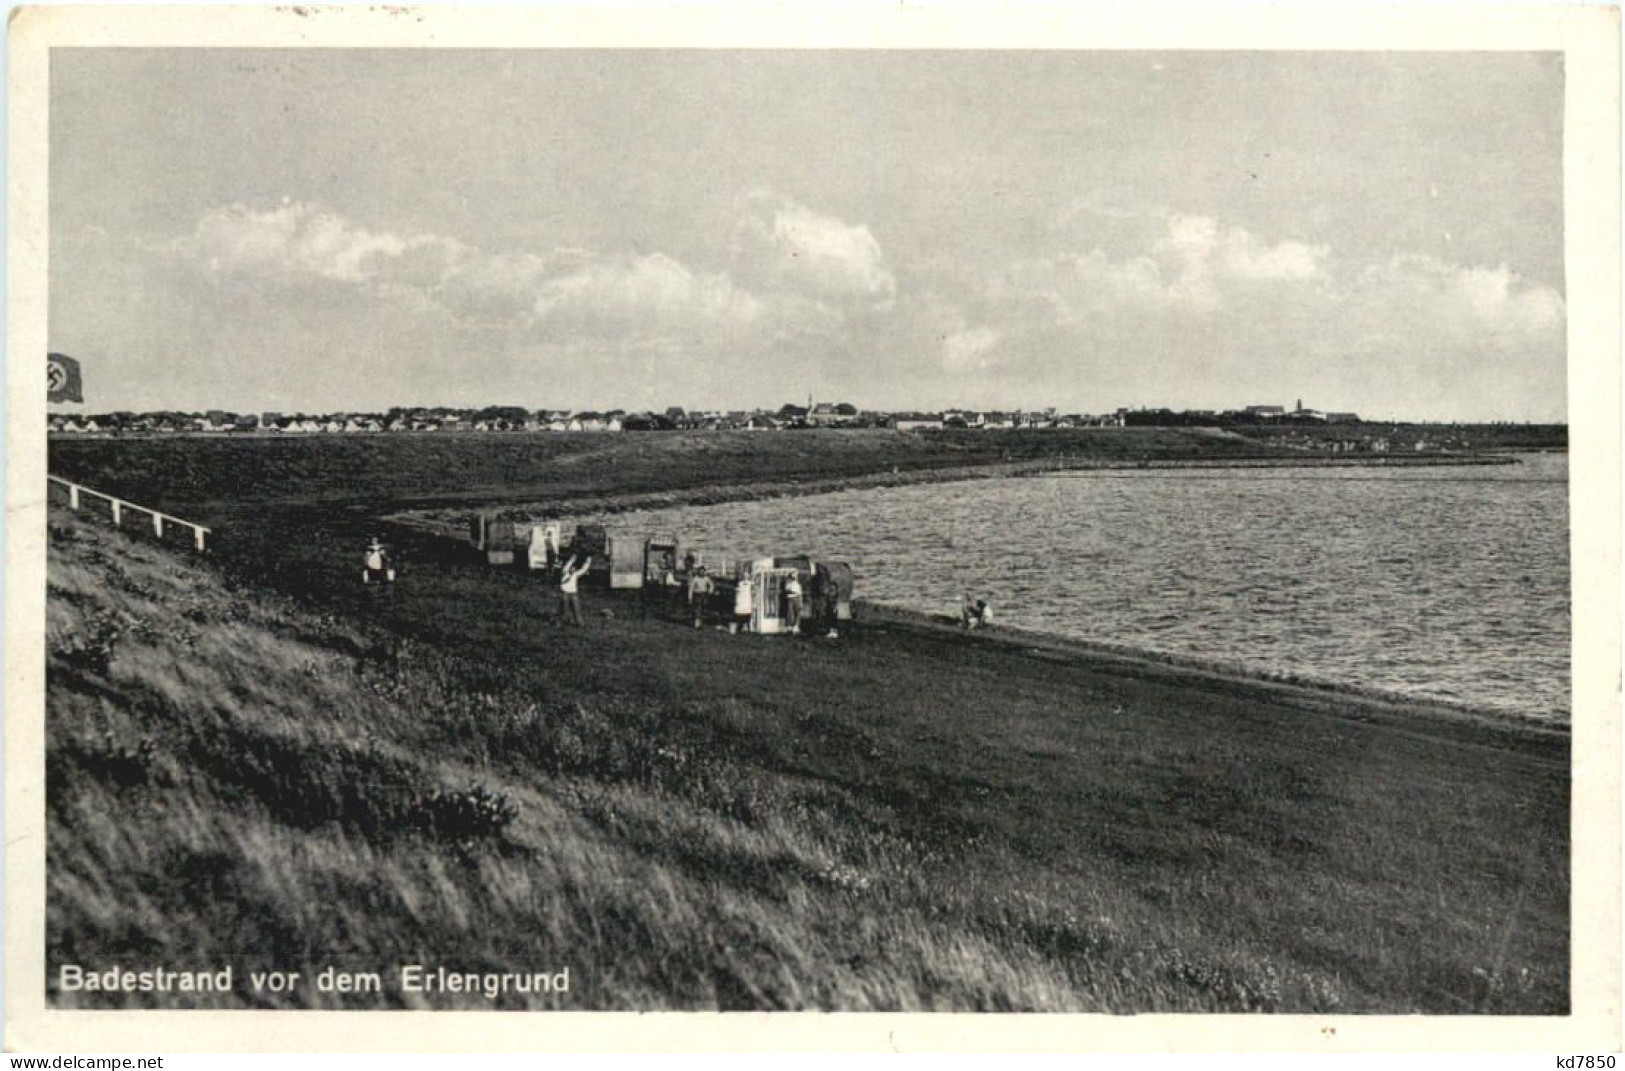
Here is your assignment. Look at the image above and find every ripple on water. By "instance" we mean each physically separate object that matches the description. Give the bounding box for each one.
[566,454,1571,722]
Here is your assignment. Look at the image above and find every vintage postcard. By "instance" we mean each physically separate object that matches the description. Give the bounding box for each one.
[6,3,1620,1053]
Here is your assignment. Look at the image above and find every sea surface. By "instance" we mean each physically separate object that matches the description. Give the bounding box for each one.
[573,454,1570,721]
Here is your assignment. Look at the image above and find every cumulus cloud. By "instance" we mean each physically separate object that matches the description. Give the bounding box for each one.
[530,252,762,337]
[190,201,464,287]
[1158,213,1327,306]
[1214,227,1326,283]
[164,196,1563,418]
[985,204,1559,346]
[436,251,561,320]
[178,200,764,341]
[732,189,897,308]
[949,203,1566,418]
[1353,254,1564,336]
[178,194,903,350]
[984,210,1331,325]
[1149,212,1329,284]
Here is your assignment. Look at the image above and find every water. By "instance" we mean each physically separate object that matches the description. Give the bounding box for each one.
[572,455,1570,722]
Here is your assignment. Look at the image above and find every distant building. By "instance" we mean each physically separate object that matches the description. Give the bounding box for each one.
[942,410,985,429]
[623,412,675,432]
[892,412,944,432]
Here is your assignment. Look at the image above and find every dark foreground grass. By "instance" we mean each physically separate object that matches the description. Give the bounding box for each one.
[46,506,1567,1012]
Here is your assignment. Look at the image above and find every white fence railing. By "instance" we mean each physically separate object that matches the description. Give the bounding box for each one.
[48,476,211,552]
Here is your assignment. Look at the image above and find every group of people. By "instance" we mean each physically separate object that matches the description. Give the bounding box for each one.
[681,565,763,633]
[363,533,849,638]
[679,566,838,638]
[961,592,994,630]
[360,535,598,629]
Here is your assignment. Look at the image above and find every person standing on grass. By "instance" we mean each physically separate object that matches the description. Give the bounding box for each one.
[661,563,683,616]
[363,537,395,585]
[731,574,754,634]
[784,572,803,634]
[821,575,841,640]
[688,566,715,629]
[558,555,591,627]
[961,593,992,629]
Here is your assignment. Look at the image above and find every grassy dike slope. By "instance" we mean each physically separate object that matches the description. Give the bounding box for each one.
[46,428,1290,515]
[46,505,1567,1012]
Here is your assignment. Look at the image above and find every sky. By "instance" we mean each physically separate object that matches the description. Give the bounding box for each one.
[49,49,1566,420]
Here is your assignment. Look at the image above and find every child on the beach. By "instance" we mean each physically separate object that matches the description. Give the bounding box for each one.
[731,576,753,634]
[687,566,715,629]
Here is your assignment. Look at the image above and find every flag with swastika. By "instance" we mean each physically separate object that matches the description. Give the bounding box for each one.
[47,353,83,403]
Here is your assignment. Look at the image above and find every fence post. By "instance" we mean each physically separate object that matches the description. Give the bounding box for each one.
[52,477,211,554]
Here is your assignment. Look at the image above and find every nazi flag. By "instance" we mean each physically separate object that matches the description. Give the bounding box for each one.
[47,353,83,403]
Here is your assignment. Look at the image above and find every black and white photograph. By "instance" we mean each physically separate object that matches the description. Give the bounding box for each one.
[6,3,1620,1053]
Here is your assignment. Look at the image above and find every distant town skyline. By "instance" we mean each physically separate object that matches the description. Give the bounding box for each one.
[53,394,1574,429]
[50,50,1566,421]
[42,382,1386,421]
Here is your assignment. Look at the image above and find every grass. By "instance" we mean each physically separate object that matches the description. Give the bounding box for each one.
[45,502,1568,1012]
[47,427,1296,517]
[46,424,1561,520]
